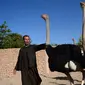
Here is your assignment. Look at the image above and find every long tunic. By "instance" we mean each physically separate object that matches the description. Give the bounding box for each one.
[15,43,46,85]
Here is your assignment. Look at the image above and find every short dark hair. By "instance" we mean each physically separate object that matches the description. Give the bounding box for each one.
[23,35,30,40]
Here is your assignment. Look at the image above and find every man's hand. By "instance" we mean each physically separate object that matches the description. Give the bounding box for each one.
[13,69,16,75]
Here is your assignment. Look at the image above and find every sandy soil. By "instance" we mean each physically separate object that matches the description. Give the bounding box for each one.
[0,71,83,85]
[0,48,84,85]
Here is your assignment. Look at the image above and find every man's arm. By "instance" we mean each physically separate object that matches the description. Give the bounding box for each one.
[34,43,47,52]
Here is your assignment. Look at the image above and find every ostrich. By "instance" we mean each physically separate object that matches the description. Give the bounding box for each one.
[72,38,76,45]
[41,2,85,85]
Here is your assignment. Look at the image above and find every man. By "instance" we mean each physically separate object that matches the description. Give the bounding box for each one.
[13,35,46,85]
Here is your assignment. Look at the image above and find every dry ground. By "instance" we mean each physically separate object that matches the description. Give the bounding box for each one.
[0,71,83,85]
[0,48,84,85]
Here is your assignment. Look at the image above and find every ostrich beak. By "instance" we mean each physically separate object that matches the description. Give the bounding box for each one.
[41,14,48,21]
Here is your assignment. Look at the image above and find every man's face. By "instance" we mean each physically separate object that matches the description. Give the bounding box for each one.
[24,36,30,45]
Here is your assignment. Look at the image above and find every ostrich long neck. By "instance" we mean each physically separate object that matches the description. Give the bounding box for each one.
[46,16,50,44]
[73,40,76,45]
[72,39,76,45]
[82,4,85,51]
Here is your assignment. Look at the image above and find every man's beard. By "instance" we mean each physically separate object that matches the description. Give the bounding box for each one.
[25,42,30,46]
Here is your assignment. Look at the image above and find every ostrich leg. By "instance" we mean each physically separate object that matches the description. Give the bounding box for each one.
[41,14,50,74]
[81,71,85,85]
[65,72,74,85]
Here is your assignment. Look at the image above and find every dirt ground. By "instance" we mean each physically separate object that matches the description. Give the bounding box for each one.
[0,49,84,85]
[40,71,82,85]
[0,71,83,85]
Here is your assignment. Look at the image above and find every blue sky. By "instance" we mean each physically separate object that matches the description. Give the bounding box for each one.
[0,0,84,44]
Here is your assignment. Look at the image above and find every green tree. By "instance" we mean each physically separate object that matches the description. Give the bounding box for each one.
[77,36,82,48]
[2,33,24,48]
[0,21,11,48]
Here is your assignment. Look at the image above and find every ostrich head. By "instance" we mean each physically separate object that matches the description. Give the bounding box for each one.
[41,14,49,20]
[72,38,76,45]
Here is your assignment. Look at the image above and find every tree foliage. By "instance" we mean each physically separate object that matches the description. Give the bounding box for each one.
[0,21,11,48]
[0,21,24,48]
[2,33,24,48]
[77,36,82,48]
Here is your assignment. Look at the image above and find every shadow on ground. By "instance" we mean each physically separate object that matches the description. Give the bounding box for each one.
[50,82,82,85]
[49,82,66,85]
[73,84,85,85]
[41,74,81,83]
[52,77,81,82]
[40,74,83,85]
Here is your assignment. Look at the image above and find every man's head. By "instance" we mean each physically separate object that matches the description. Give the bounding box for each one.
[23,35,31,45]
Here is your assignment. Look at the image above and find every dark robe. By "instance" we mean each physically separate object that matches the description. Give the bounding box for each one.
[15,43,46,85]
